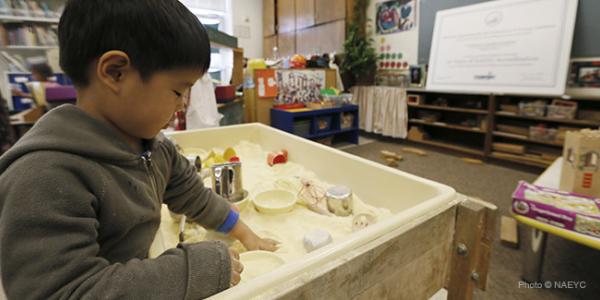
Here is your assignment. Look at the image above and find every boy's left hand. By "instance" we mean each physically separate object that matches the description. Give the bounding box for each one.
[229,218,279,252]
[240,234,279,252]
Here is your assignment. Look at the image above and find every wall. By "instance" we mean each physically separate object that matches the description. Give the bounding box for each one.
[232,0,263,59]
[367,0,420,65]
[263,0,347,59]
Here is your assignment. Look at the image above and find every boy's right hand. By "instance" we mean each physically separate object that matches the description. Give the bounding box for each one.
[229,248,244,287]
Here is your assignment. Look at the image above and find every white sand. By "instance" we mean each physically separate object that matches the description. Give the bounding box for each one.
[149,141,392,272]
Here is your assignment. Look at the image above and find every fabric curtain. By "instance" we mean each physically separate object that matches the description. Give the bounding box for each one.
[352,86,408,138]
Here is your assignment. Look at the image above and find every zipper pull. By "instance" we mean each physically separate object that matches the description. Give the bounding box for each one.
[141,151,153,167]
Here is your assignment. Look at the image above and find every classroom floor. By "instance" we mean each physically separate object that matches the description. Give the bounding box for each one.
[341,134,600,300]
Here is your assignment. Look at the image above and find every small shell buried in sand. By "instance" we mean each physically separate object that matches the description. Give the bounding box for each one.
[351,213,377,232]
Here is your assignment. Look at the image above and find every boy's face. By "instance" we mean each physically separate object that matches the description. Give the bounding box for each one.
[115,68,199,139]
[81,51,202,142]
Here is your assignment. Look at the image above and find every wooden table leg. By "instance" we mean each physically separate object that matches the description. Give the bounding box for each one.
[522,226,548,283]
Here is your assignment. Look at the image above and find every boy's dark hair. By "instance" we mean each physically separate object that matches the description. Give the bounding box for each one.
[59,0,211,87]
[30,63,54,80]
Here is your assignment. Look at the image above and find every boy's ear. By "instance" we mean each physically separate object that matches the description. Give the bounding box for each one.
[96,51,132,93]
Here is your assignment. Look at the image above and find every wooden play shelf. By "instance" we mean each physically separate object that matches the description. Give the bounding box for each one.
[493,131,563,147]
[406,89,600,168]
[408,104,488,115]
[490,152,553,168]
[407,137,484,156]
[409,119,486,134]
[495,111,600,127]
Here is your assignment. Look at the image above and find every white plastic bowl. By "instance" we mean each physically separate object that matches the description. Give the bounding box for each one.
[253,189,296,214]
[240,251,286,282]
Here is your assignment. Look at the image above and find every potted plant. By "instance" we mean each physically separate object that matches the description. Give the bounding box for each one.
[341,0,377,87]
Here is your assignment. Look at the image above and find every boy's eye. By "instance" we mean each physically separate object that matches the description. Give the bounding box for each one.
[173,90,182,97]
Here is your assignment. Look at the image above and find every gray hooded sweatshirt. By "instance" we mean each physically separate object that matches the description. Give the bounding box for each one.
[0,105,233,299]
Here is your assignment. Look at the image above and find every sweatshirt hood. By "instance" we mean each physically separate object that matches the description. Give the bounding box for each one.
[0,105,161,173]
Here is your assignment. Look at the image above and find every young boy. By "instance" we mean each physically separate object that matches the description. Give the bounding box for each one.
[11,63,61,99]
[0,0,277,299]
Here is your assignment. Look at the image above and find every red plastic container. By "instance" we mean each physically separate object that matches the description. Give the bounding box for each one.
[215,85,236,103]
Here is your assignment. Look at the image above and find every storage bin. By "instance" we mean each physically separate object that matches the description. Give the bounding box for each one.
[529,126,558,143]
[518,101,546,117]
[293,119,311,136]
[315,115,333,133]
[499,104,518,114]
[547,105,577,119]
[340,112,355,129]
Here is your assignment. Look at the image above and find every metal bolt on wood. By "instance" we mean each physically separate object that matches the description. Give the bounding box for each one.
[471,272,480,282]
[457,243,468,256]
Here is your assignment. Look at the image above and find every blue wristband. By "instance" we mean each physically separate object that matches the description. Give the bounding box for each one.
[217,209,239,233]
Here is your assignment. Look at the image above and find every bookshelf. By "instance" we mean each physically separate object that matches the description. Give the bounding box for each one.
[0,0,65,110]
[407,89,600,168]
[0,15,59,23]
[0,0,62,49]
[1,45,56,50]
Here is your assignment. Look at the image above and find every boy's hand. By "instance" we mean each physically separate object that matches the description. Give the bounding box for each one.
[229,248,243,287]
[229,219,279,252]
[241,235,279,252]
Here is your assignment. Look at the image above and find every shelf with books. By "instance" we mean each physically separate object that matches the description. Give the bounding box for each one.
[1,45,56,50]
[0,22,58,49]
[0,0,61,21]
[0,15,59,23]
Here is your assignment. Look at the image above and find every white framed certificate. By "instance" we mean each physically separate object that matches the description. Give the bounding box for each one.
[427,0,579,96]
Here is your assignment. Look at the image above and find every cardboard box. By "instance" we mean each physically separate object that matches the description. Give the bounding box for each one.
[512,181,600,238]
[561,129,600,198]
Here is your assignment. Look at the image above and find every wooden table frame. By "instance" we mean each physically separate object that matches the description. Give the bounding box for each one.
[233,196,497,300]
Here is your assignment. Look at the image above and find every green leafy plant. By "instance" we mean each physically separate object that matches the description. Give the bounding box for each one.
[341,0,377,84]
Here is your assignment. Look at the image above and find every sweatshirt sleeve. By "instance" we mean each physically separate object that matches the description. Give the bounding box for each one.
[162,141,232,231]
[0,154,231,300]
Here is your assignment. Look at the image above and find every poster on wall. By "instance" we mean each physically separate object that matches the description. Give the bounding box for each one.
[276,70,326,104]
[255,69,278,98]
[427,0,578,96]
[376,0,417,35]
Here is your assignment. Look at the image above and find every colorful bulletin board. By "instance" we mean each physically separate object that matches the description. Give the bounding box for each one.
[275,70,326,105]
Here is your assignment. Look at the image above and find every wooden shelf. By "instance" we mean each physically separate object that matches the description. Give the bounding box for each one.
[490,152,552,168]
[493,131,563,147]
[0,15,60,23]
[407,137,484,156]
[409,119,486,134]
[1,45,58,50]
[401,89,600,168]
[496,112,600,127]
[408,104,488,115]
[217,97,243,109]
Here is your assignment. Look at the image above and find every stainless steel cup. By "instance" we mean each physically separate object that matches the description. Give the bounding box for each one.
[211,162,246,203]
[326,186,353,216]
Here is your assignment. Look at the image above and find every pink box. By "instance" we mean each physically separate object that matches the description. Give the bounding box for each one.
[512,181,600,238]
